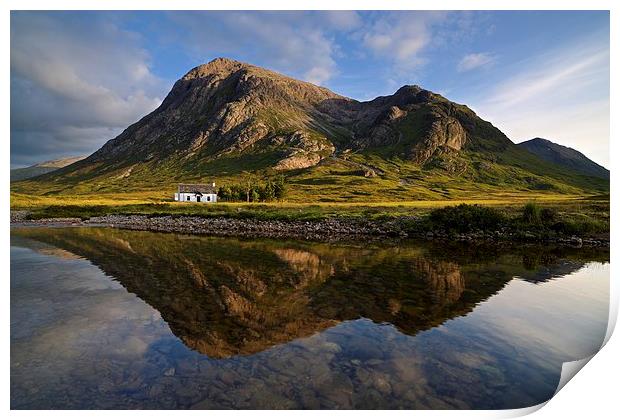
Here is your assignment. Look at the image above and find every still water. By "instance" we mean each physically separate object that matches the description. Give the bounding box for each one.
[10,227,609,409]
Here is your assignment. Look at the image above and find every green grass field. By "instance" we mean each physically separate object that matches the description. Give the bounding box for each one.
[11,189,609,237]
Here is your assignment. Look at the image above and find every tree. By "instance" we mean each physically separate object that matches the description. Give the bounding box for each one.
[242,171,255,203]
[274,175,287,200]
[232,185,245,201]
[262,180,276,201]
[216,175,285,203]
[218,186,232,201]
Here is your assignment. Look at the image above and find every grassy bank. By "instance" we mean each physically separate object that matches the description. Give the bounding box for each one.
[416,201,608,238]
[11,193,609,238]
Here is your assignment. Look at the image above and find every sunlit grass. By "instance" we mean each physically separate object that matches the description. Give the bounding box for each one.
[11,191,587,210]
[11,189,608,232]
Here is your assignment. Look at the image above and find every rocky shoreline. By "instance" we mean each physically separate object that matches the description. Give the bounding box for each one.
[10,211,609,248]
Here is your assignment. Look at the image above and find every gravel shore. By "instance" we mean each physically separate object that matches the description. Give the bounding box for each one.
[12,212,403,242]
[10,211,610,248]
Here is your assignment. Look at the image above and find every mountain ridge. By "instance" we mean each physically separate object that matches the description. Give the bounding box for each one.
[518,137,608,180]
[10,156,85,182]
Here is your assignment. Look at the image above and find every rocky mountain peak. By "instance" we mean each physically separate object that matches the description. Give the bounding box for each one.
[394,84,423,96]
[181,57,249,81]
[528,137,552,145]
[85,58,496,170]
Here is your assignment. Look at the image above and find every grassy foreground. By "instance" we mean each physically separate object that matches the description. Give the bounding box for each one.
[11,192,609,238]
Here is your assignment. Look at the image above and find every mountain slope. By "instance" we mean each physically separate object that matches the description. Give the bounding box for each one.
[12,58,608,201]
[518,138,609,180]
[11,156,85,182]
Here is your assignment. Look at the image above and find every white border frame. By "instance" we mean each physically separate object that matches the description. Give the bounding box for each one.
[3,1,617,419]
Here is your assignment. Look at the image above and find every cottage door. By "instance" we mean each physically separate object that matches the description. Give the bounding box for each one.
[197,196,201,202]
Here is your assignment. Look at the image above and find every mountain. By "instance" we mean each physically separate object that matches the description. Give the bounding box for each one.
[11,156,85,182]
[13,58,608,200]
[518,138,609,180]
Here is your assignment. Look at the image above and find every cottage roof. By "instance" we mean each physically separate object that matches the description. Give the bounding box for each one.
[178,183,216,194]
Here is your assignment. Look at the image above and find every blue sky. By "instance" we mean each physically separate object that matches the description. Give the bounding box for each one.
[10,10,610,167]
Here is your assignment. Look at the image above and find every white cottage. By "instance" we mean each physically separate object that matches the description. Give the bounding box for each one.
[174,183,218,203]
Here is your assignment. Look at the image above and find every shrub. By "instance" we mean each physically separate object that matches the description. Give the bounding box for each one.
[427,204,506,233]
[540,208,557,224]
[552,217,608,235]
[522,202,541,225]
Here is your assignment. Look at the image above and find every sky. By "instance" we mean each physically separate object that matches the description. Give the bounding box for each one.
[10,10,610,168]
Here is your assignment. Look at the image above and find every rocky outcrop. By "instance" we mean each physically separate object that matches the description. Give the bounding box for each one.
[274,152,322,170]
[412,116,467,163]
[272,130,335,169]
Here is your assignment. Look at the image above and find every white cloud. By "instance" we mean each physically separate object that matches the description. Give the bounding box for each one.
[353,11,483,81]
[457,52,494,72]
[304,66,334,86]
[321,10,362,31]
[168,11,346,86]
[471,42,609,167]
[11,12,166,166]
[484,49,608,109]
[358,12,445,71]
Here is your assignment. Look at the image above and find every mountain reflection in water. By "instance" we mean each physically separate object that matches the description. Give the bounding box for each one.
[10,227,609,409]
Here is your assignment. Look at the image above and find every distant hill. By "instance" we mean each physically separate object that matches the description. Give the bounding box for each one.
[518,138,609,180]
[11,58,609,201]
[11,156,85,181]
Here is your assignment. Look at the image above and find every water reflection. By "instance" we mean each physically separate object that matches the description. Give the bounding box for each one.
[10,227,609,409]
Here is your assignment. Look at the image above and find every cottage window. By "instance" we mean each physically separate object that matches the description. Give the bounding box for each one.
[186,196,190,201]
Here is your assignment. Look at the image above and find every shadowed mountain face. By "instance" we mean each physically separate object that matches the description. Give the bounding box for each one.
[11,227,608,359]
[21,57,607,196]
[518,138,609,180]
